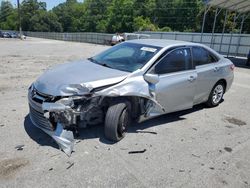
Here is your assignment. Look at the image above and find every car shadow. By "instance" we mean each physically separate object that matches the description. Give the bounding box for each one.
[24,115,59,149]
[24,103,207,148]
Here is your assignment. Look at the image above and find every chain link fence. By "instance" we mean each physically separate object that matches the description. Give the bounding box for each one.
[24,32,114,45]
[22,31,250,57]
[137,31,250,57]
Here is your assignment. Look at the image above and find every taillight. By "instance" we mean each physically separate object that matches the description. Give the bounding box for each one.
[230,64,235,71]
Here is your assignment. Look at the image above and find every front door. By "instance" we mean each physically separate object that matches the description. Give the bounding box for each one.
[152,47,197,113]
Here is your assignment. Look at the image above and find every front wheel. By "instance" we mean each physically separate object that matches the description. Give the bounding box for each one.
[206,82,225,107]
[104,101,131,142]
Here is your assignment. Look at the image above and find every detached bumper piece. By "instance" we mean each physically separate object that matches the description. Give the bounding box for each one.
[28,89,75,156]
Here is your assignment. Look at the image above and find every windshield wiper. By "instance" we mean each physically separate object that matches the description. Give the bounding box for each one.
[88,57,99,64]
[100,63,113,68]
[88,57,115,69]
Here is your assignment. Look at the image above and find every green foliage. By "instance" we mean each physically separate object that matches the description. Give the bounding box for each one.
[0,0,249,34]
[0,1,18,30]
[159,26,172,32]
[134,16,157,31]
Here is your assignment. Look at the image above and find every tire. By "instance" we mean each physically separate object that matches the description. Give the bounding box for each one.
[104,101,131,142]
[206,81,225,107]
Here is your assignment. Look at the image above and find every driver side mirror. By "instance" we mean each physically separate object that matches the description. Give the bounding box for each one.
[144,73,159,84]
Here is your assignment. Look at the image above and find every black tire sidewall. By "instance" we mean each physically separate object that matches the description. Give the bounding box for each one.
[104,101,131,141]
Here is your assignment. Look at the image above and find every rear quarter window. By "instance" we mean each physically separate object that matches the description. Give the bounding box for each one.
[192,47,218,66]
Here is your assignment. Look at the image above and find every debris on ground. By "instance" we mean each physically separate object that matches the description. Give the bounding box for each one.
[225,125,233,128]
[179,169,185,172]
[0,124,4,127]
[192,128,197,131]
[128,149,147,154]
[94,145,99,149]
[50,153,60,158]
[209,167,215,170]
[136,130,157,135]
[224,147,232,152]
[49,168,53,171]
[15,144,25,151]
[191,154,200,158]
[120,148,128,150]
[66,161,74,169]
[225,117,246,126]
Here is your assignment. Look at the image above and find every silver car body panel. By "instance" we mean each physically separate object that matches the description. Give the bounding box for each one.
[34,60,129,96]
[28,39,234,155]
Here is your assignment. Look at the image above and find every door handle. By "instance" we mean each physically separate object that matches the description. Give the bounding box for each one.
[188,75,196,82]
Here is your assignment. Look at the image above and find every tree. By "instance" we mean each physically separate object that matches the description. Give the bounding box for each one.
[134,16,157,31]
[53,0,84,32]
[0,0,249,34]
[106,0,135,33]
[81,0,110,32]
[0,1,18,30]
[20,0,62,32]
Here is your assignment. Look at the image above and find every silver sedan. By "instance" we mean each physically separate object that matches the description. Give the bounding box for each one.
[28,39,234,155]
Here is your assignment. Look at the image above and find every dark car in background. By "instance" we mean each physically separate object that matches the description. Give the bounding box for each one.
[10,32,18,38]
[0,30,4,38]
[2,32,12,38]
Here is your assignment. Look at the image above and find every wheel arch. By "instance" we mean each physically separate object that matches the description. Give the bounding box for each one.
[216,79,227,92]
[100,96,144,120]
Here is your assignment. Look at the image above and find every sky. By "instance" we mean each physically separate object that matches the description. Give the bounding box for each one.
[3,0,83,10]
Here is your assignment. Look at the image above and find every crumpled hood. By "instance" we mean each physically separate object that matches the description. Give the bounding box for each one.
[34,60,129,96]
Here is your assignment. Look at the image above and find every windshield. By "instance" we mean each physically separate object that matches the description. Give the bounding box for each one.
[89,42,161,72]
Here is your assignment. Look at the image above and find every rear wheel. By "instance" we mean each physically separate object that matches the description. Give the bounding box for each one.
[206,82,225,107]
[104,101,131,142]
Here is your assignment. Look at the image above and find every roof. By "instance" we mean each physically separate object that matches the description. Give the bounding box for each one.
[207,0,250,13]
[127,39,194,48]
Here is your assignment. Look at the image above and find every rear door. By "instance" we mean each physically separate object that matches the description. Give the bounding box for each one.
[192,46,220,104]
[151,47,197,113]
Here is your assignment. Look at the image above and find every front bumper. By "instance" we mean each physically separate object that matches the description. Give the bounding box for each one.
[28,93,54,131]
[28,88,75,156]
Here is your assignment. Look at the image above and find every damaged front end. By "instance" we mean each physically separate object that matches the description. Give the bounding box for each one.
[28,84,104,156]
[28,73,165,156]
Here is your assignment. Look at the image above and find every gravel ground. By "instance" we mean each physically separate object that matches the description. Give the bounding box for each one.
[0,37,250,188]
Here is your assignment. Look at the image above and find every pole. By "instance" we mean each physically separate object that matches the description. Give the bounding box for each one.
[236,14,249,56]
[200,5,207,43]
[227,13,238,57]
[211,8,219,48]
[17,0,22,39]
[219,10,228,54]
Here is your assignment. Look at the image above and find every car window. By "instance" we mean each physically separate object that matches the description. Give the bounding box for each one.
[155,48,192,74]
[193,47,218,66]
[106,47,135,59]
[208,52,218,63]
[91,42,161,72]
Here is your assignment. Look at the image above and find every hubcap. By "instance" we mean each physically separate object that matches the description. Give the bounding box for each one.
[212,84,224,104]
